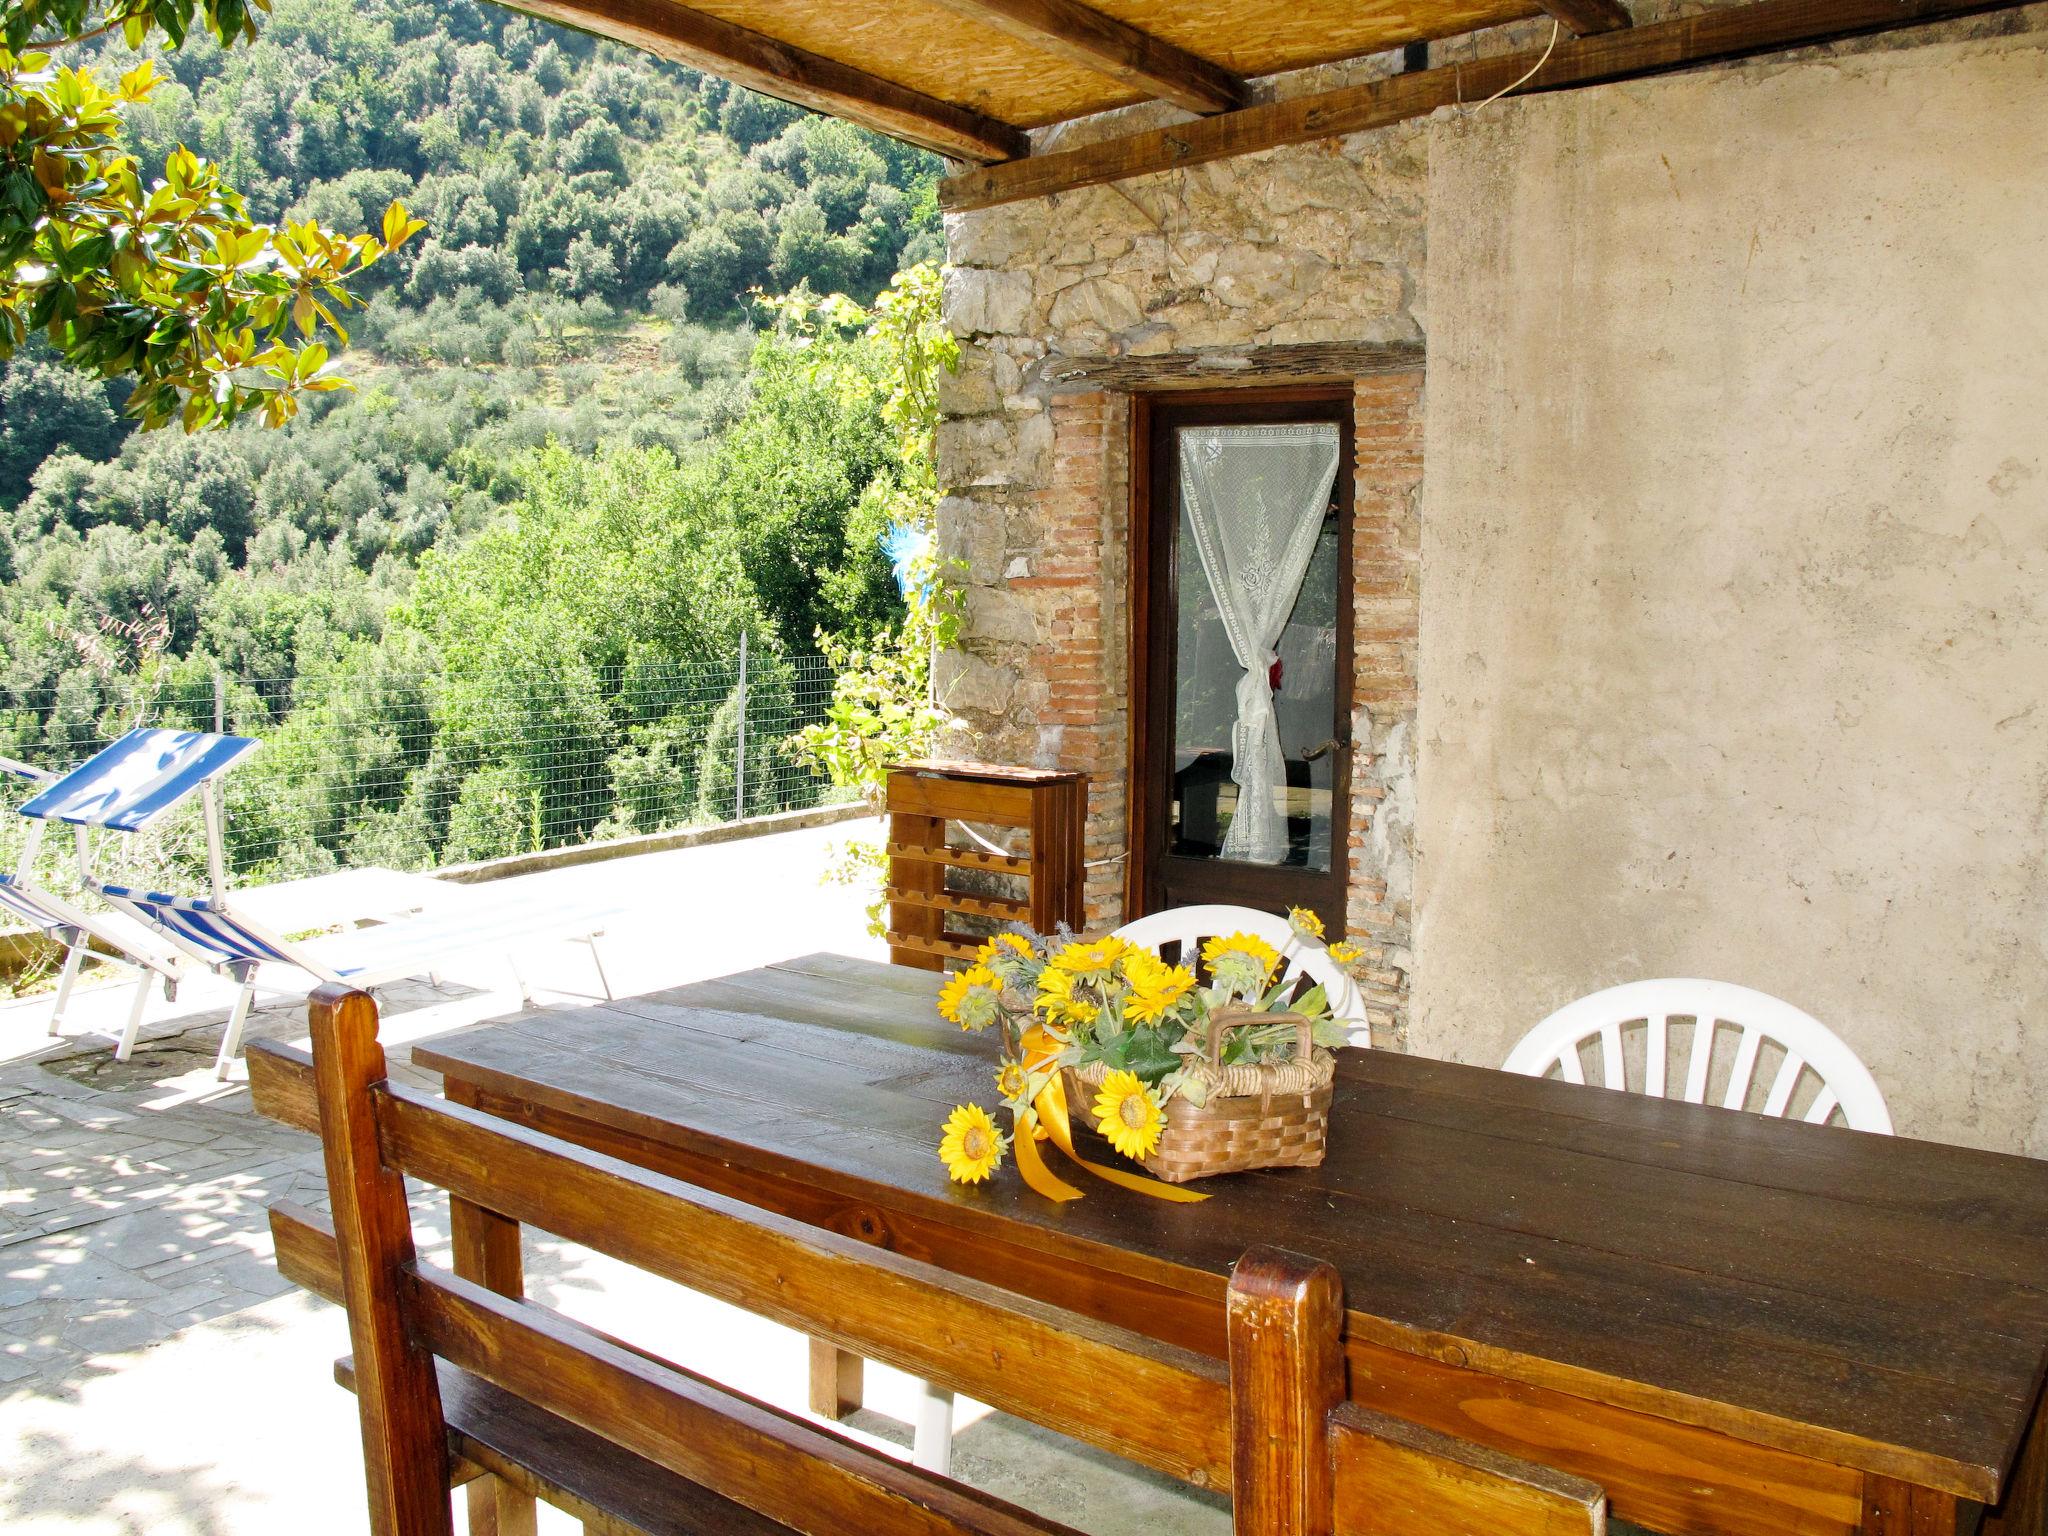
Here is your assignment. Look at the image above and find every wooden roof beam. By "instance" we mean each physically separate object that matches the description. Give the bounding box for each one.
[1535,0,1634,36]
[504,0,1029,163]
[942,0,2030,208]
[922,0,1248,114]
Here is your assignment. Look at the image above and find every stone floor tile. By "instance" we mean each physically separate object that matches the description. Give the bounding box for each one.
[53,1306,175,1360]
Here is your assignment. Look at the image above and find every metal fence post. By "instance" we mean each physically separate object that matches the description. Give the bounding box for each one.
[735,631,748,822]
[213,668,226,733]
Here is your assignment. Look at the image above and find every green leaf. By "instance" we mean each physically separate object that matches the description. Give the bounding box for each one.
[1094,1025,1181,1087]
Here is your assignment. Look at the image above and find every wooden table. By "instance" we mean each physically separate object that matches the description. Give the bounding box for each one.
[415,953,2048,1536]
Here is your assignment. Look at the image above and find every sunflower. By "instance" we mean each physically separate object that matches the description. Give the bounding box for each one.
[1287,906,1325,940]
[938,1103,1008,1184]
[1048,936,1129,984]
[994,1060,1029,1101]
[1327,941,1365,966]
[1092,1070,1166,1161]
[1201,932,1281,999]
[977,932,1036,965]
[1033,963,1093,1026]
[1123,950,1197,1024]
[1201,931,1281,972]
[937,964,1002,1031]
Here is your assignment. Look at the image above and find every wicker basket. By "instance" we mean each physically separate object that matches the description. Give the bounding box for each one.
[1063,1006,1335,1183]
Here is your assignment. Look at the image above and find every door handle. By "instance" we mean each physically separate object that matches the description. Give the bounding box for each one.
[1302,737,1347,762]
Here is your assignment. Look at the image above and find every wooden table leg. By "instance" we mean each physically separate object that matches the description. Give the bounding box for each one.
[1985,1385,2048,1536]
[1861,1475,1958,1534]
[452,1193,537,1536]
[809,1338,865,1421]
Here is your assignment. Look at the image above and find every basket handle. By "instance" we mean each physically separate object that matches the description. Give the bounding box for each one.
[1203,1007,1314,1071]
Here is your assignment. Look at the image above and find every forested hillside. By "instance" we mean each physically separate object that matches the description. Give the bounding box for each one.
[0,0,944,883]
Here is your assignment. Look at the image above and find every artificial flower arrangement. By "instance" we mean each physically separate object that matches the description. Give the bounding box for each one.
[935,909,1356,1200]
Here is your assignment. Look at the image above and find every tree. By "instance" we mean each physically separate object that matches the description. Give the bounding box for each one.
[1,0,424,429]
[0,346,126,500]
[793,265,962,929]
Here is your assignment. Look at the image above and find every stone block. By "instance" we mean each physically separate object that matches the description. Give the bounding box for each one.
[937,345,1004,416]
[933,650,1017,716]
[1210,242,1331,311]
[942,266,1033,337]
[1048,276,1145,335]
[938,413,1054,490]
[946,206,1047,269]
[965,586,1038,645]
[936,497,1009,584]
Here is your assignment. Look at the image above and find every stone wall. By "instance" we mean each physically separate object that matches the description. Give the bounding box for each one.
[936,126,1430,1037]
[1416,30,2048,1153]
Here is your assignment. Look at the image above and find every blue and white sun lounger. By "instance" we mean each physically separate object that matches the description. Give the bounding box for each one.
[17,729,261,834]
[2,755,192,1056]
[20,728,624,1078]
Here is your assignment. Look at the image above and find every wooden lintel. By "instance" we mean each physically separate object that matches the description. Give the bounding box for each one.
[1036,340,1425,393]
[502,0,1029,164]
[1536,0,1635,36]
[922,0,1247,114]
[941,0,2027,207]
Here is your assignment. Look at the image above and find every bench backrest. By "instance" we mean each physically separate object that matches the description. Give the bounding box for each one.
[255,984,1605,1536]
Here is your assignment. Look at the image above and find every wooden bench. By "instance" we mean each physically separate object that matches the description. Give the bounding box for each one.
[252,985,1609,1536]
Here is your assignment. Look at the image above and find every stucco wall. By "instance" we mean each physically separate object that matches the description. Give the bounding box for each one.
[1415,35,2048,1152]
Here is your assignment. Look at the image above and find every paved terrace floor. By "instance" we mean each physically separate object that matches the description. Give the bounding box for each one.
[0,818,1231,1535]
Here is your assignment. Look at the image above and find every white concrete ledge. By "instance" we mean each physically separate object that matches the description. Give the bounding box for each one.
[433,798,874,884]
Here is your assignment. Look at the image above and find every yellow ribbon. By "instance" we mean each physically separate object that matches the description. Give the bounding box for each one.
[1010,1109,1085,1203]
[1005,1023,1207,1204]
[1033,1074,1209,1204]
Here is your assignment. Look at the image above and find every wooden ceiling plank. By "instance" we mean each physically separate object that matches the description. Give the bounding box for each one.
[921,0,1248,113]
[1535,0,1635,36]
[941,0,2029,208]
[503,0,1029,163]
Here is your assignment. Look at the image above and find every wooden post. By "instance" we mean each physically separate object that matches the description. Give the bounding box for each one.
[1984,1382,2048,1536]
[309,984,453,1536]
[447,1081,536,1536]
[807,1337,865,1421]
[1860,1474,1959,1534]
[1226,1247,1344,1536]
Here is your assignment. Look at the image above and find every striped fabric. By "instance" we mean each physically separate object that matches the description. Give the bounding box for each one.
[97,885,298,969]
[18,729,259,831]
[0,873,63,935]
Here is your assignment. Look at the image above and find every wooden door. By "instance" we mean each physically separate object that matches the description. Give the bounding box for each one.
[1133,391,1354,927]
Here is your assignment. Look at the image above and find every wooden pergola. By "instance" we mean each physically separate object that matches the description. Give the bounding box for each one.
[505,0,2024,207]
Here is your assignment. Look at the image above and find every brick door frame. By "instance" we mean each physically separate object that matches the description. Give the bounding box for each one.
[1125,384,1358,926]
[997,371,1420,1045]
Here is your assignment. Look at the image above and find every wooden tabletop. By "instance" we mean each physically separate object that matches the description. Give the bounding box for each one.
[414,952,2048,1508]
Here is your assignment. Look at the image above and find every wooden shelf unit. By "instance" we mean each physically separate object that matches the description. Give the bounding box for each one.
[884,761,1087,970]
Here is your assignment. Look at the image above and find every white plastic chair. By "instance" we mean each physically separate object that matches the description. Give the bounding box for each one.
[1112,903,1371,1044]
[1503,979,1893,1134]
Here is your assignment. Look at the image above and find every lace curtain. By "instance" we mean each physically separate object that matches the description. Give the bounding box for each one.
[1178,423,1342,865]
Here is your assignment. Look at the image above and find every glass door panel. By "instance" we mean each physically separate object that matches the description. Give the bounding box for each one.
[1140,399,1353,924]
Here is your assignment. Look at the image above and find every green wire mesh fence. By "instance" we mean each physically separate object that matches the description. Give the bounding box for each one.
[0,651,847,890]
